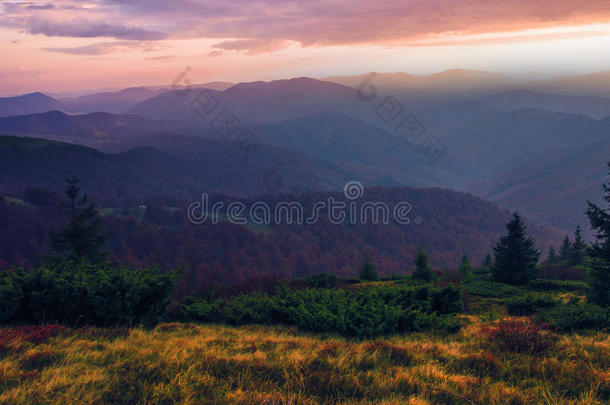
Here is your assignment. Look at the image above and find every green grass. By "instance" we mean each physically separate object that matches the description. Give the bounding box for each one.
[0,320,607,404]
[0,276,607,404]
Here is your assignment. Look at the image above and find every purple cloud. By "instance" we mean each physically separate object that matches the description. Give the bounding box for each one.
[44,40,164,55]
[27,3,54,10]
[4,0,610,52]
[26,18,168,40]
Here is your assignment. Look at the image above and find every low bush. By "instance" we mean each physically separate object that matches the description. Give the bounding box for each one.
[463,279,520,298]
[528,279,587,292]
[304,273,337,289]
[536,303,609,332]
[0,259,179,327]
[505,294,558,316]
[180,284,464,338]
[177,296,220,322]
[472,267,491,276]
[481,317,553,354]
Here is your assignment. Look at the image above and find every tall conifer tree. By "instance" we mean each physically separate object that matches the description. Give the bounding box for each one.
[50,172,108,263]
[570,225,587,266]
[492,212,540,285]
[585,163,610,306]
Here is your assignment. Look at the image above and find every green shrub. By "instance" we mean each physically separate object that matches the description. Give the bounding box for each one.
[304,273,337,288]
[464,279,520,298]
[431,285,463,314]
[506,294,558,316]
[1,259,179,327]
[177,297,219,322]
[0,270,24,322]
[528,279,587,292]
[179,284,464,338]
[472,268,491,276]
[224,293,279,325]
[536,303,609,332]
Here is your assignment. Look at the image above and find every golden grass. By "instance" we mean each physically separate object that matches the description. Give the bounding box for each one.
[0,321,607,404]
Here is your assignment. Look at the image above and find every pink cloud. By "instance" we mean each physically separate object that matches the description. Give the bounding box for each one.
[2,0,610,54]
[25,17,168,40]
[44,40,164,55]
[94,0,610,47]
[212,39,290,54]
[0,0,610,56]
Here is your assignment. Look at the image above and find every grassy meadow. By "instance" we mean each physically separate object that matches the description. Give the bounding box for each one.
[0,299,608,404]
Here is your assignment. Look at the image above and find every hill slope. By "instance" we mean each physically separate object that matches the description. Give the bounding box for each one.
[1,181,561,280]
[0,136,355,202]
[128,78,382,125]
[481,89,610,119]
[0,93,65,117]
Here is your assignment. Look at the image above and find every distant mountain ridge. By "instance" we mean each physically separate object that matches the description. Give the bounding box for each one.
[0,92,66,117]
[0,110,203,150]
[2,71,610,238]
[481,89,610,119]
[128,77,382,125]
[0,135,362,202]
[61,87,165,114]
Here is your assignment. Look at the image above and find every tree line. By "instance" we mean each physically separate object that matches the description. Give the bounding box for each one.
[1,163,609,328]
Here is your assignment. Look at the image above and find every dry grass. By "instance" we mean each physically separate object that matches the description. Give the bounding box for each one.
[0,320,607,404]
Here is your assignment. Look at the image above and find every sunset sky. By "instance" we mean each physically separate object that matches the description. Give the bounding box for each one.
[2,0,610,95]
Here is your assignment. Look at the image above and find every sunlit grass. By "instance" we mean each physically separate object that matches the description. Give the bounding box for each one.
[0,321,607,404]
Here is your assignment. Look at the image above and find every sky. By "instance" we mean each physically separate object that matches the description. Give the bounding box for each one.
[1,0,610,95]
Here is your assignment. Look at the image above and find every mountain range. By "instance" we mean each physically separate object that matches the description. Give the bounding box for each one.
[1,69,608,241]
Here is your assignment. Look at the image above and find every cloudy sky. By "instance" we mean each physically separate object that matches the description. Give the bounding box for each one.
[2,0,610,95]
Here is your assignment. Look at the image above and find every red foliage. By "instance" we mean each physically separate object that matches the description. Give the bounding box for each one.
[481,317,553,354]
[0,325,67,345]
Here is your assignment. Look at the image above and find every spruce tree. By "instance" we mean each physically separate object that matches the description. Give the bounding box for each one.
[492,212,540,285]
[50,173,108,263]
[457,255,472,279]
[559,236,572,262]
[585,162,610,306]
[411,248,436,282]
[570,225,587,266]
[546,246,558,264]
[482,253,493,269]
[359,257,379,281]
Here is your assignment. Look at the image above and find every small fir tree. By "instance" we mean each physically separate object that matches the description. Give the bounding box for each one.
[411,248,436,282]
[457,255,472,279]
[50,172,108,263]
[570,225,587,266]
[492,212,540,285]
[559,236,572,262]
[482,253,493,268]
[359,257,379,281]
[546,246,559,264]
